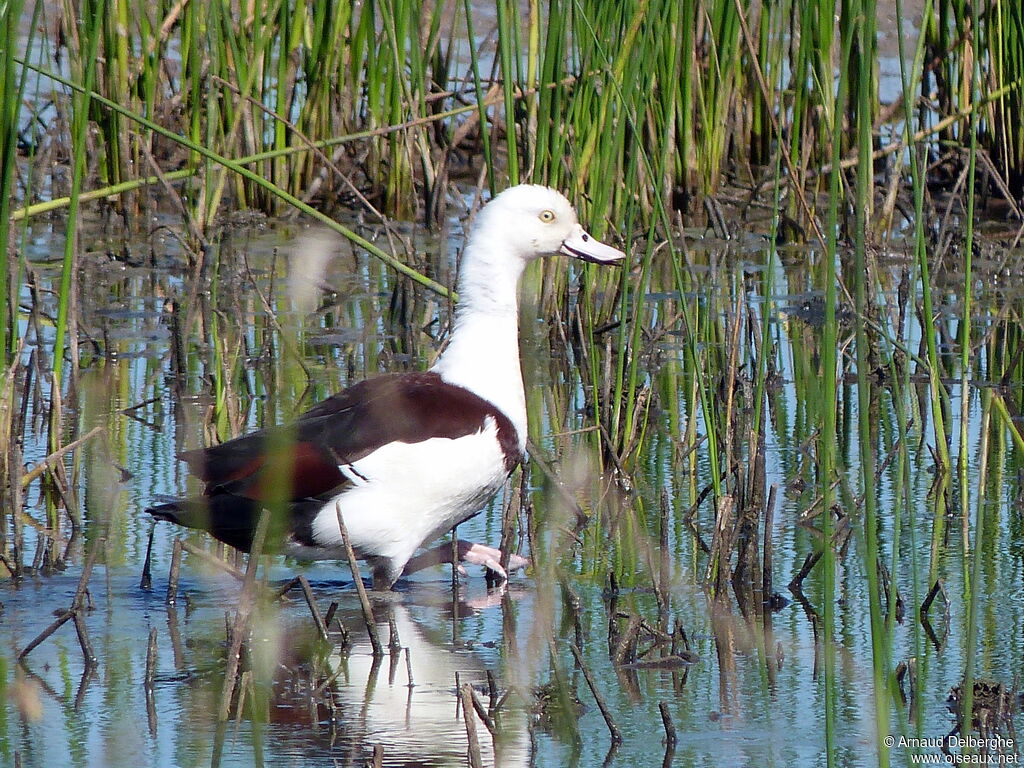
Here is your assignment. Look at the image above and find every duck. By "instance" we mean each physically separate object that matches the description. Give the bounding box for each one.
[146,184,625,590]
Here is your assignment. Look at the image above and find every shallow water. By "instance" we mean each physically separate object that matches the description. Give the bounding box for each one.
[3,209,1024,768]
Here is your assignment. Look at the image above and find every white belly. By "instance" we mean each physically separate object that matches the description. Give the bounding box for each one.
[305,417,510,566]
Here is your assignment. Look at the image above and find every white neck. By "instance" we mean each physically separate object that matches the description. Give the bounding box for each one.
[430,236,529,449]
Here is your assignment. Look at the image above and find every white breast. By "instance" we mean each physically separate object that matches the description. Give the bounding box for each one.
[307,418,510,566]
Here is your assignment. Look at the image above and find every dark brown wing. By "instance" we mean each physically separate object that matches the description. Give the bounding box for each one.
[178,371,522,502]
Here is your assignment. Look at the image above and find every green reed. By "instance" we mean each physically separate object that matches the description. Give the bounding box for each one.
[51,0,103,392]
[889,0,932,715]
[932,0,1024,199]
[819,0,848,759]
[890,0,952,594]
[956,0,984,735]
[495,0,521,185]
[0,0,28,366]
[989,2,1024,193]
[462,0,496,196]
[9,0,1021,244]
[0,0,16,561]
[848,1,895,761]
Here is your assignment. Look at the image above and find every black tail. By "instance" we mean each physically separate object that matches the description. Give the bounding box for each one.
[147,494,327,554]
[146,495,262,553]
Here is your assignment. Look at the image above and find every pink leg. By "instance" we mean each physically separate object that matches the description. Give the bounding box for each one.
[404,540,529,581]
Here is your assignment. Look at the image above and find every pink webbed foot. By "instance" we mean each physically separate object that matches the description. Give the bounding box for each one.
[403,539,530,582]
[454,541,529,581]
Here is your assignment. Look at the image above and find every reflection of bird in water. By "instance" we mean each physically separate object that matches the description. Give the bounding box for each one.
[147,185,624,590]
[327,597,531,767]
[260,588,531,767]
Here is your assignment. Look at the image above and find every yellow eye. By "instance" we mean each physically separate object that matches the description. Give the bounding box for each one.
[539,209,556,223]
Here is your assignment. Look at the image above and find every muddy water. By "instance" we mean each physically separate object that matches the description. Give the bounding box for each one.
[2,210,1024,768]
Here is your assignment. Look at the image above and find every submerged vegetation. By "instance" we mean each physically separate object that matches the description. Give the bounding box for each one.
[3,0,1024,766]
